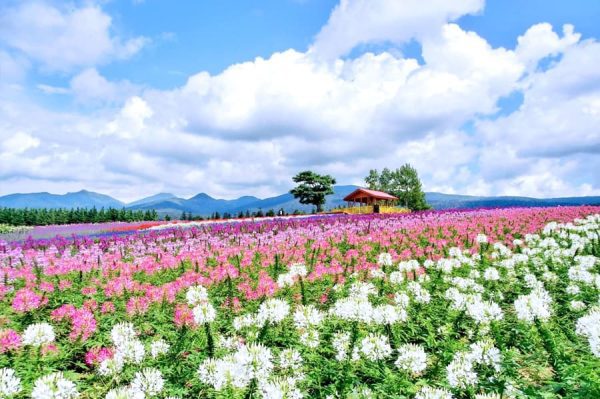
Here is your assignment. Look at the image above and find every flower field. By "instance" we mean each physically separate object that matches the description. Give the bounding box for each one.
[1,207,600,399]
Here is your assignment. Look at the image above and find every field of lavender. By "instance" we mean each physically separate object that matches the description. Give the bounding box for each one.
[1,207,599,399]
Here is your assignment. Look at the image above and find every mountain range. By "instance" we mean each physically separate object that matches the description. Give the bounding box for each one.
[0,187,599,216]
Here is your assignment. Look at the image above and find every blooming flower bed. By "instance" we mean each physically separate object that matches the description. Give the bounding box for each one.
[0,207,599,398]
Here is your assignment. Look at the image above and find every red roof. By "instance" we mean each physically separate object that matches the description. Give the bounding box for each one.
[343,188,398,201]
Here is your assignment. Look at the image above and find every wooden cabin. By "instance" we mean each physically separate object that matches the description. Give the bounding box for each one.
[341,188,399,214]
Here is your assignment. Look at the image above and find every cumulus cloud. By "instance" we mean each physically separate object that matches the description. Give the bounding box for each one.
[0,1,598,201]
[0,1,148,71]
[311,0,484,58]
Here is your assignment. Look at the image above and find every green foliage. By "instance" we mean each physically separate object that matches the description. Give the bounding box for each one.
[365,164,430,211]
[0,206,158,226]
[290,171,337,213]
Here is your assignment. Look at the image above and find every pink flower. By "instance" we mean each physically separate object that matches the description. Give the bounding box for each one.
[41,343,58,356]
[85,347,113,366]
[174,304,196,329]
[0,329,21,353]
[101,302,115,314]
[11,287,48,313]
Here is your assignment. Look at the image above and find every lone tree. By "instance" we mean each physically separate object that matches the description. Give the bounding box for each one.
[290,171,337,213]
[365,164,430,211]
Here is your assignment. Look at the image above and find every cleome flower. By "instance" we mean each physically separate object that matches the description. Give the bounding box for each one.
[22,322,55,347]
[0,368,21,398]
[395,344,428,376]
[31,372,78,399]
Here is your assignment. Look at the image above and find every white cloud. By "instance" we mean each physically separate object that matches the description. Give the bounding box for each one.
[311,0,484,59]
[0,1,598,201]
[0,2,148,71]
[516,23,580,70]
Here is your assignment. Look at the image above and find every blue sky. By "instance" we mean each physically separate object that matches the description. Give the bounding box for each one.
[0,0,599,201]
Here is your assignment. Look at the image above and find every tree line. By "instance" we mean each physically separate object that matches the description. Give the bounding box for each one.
[0,207,159,226]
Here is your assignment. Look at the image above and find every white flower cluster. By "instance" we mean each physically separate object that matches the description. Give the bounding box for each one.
[447,340,501,389]
[514,287,553,323]
[31,372,78,399]
[259,377,303,399]
[377,253,393,267]
[358,333,392,361]
[395,344,427,375]
[187,286,216,325]
[277,263,308,288]
[186,285,209,306]
[150,339,170,359]
[257,298,291,326]
[407,282,431,304]
[576,307,600,357]
[22,322,55,347]
[234,298,291,331]
[130,368,164,397]
[294,305,324,348]
[105,386,145,399]
[415,386,454,399]
[465,299,504,325]
[0,368,21,398]
[198,342,303,395]
[99,322,145,376]
[332,331,353,362]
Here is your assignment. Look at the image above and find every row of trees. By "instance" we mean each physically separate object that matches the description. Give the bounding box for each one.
[0,207,159,226]
[290,164,430,212]
[178,208,307,221]
[365,164,430,211]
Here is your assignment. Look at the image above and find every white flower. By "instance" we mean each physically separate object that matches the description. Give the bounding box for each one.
[236,343,274,380]
[576,308,600,357]
[256,299,290,325]
[475,394,501,399]
[389,271,404,285]
[514,287,553,323]
[105,386,144,399]
[483,268,500,281]
[186,285,209,306]
[150,339,170,358]
[110,322,137,348]
[370,268,386,279]
[377,253,393,267]
[198,356,250,390]
[372,304,406,325]
[447,353,477,389]
[570,300,587,311]
[115,339,146,365]
[415,386,454,399]
[22,322,55,347]
[348,282,377,299]
[566,284,581,295]
[289,263,308,278]
[330,296,374,323]
[131,368,164,397]
[466,300,504,324]
[293,305,324,329]
[408,282,430,304]
[358,333,392,361]
[259,377,303,399]
[0,368,21,398]
[476,234,488,244]
[332,331,351,361]
[299,329,320,348]
[395,344,427,375]
[31,372,78,399]
[97,356,124,377]
[192,302,216,325]
[279,349,303,370]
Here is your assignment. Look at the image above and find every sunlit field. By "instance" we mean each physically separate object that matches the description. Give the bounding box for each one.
[1,207,599,398]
